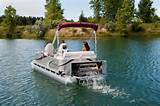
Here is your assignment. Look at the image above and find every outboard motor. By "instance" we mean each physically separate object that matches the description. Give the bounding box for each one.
[72,61,103,77]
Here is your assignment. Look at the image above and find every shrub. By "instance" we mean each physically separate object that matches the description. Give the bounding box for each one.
[120,29,128,37]
[153,22,160,28]
[81,28,88,33]
[127,23,144,32]
[99,18,107,26]
[50,20,60,28]
[72,29,77,34]
[105,21,116,32]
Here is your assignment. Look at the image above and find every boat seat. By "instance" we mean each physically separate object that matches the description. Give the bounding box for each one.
[44,43,53,56]
[63,51,96,58]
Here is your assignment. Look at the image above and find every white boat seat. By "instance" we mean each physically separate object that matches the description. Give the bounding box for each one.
[44,43,53,56]
[63,51,96,58]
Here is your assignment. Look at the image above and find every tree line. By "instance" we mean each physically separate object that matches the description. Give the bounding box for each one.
[0,15,43,26]
[89,0,159,23]
[1,0,160,26]
[0,5,44,38]
[0,0,160,38]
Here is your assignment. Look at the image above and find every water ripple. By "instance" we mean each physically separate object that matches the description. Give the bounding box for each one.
[0,39,160,105]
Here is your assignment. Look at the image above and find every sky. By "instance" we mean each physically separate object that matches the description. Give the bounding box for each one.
[0,0,159,21]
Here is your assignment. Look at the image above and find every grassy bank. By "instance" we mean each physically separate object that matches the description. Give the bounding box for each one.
[0,26,38,39]
[97,23,160,37]
[0,23,160,40]
[44,23,160,40]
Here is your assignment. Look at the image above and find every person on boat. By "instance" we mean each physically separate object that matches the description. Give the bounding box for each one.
[82,41,90,51]
[58,40,68,55]
[61,40,67,50]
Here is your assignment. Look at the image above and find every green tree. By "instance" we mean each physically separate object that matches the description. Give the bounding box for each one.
[89,0,102,22]
[45,0,63,25]
[103,0,124,21]
[115,0,134,29]
[3,5,17,38]
[0,15,5,24]
[79,11,88,22]
[138,0,155,23]
[87,16,96,23]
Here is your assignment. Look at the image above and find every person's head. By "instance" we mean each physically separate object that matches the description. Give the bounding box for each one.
[62,44,67,49]
[61,40,67,49]
[83,41,90,51]
[62,40,65,43]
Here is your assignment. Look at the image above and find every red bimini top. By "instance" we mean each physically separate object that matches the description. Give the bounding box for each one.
[57,22,98,31]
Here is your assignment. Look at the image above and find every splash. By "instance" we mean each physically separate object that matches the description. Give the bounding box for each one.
[78,75,129,98]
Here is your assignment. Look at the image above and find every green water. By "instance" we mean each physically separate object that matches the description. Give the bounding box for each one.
[0,37,160,106]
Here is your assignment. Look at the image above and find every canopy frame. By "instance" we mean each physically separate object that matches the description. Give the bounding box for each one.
[57,22,98,31]
[52,22,98,53]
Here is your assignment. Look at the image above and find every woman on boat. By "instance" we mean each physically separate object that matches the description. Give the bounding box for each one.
[82,41,90,51]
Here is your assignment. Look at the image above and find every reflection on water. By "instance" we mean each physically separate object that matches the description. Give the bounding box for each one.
[0,38,160,105]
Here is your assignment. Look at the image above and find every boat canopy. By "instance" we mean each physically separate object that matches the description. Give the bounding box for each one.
[57,22,98,31]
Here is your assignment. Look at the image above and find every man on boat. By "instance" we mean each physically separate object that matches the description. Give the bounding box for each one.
[58,40,68,55]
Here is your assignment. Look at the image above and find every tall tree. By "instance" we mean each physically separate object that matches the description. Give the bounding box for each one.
[3,5,17,38]
[89,0,102,22]
[138,0,155,23]
[79,11,88,22]
[103,0,124,21]
[45,0,63,24]
[115,0,134,28]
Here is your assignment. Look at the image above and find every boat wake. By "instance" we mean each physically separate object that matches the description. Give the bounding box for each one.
[79,76,129,98]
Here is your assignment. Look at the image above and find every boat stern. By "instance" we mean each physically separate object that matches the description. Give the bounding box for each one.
[71,60,106,84]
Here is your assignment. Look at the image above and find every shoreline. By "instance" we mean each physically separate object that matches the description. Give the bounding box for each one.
[0,23,160,40]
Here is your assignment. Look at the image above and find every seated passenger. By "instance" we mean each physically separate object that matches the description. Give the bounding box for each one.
[58,40,68,54]
[82,41,90,51]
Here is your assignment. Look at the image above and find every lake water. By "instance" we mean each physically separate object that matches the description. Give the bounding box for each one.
[0,37,160,106]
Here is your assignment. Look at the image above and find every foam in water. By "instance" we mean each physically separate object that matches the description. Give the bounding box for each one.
[79,74,129,98]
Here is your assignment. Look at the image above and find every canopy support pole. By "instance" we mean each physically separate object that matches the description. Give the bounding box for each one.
[93,31,97,54]
[52,30,59,49]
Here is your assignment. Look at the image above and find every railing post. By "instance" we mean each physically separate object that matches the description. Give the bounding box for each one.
[94,31,97,53]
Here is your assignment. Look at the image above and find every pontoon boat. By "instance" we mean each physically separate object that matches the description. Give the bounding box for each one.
[31,22,106,85]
